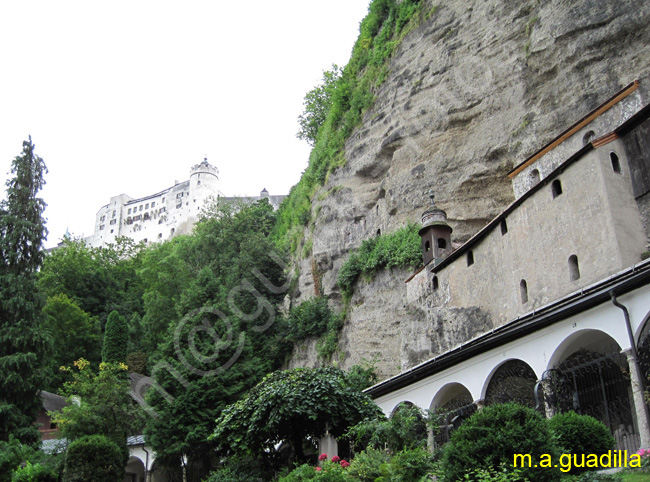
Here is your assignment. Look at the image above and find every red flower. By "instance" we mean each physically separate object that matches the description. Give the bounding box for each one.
[315,466,322,471]
[318,453,328,461]
[340,460,350,468]
[331,456,340,463]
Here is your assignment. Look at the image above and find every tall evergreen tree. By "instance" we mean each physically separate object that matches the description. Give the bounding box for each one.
[0,137,49,445]
[102,310,128,364]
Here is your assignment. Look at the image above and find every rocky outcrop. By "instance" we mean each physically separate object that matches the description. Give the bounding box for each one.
[288,0,650,380]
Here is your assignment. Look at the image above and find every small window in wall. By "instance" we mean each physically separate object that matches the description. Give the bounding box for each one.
[467,250,474,267]
[530,169,540,186]
[128,208,132,215]
[432,276,439,291]
[143,238,147,244]
[425,240,431,252]
[158,233,163,239]
[171,228,175,236]
[139,205,143,211]
[610,152,621,173]
[145,203,149,209]
[437,238,447,249]
[520,279,528,304]
[500,219,508,235]
[152,201,156,207]
[99,225,105,231]
[568,255,580,281]
[197,180,201,185]
[162,197,165,203]
[376,228,381,236]
[583,130,596,145]
[110,229,114,234]
[552,179,563,198]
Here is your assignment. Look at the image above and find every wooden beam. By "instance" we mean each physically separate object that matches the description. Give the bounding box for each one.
[508,80,639,178]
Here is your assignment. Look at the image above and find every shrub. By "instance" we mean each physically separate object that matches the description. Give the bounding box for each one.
[204,455,270,482]
[63,435,124,482]
[286,297,334,341]
[441,403,561,482]
[380,447,433,482]
[11,462,58,482]
[337,224,422,300]
[345,448,389,482]
[548,412,615,471]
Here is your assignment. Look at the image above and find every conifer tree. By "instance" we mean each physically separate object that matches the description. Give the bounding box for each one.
[0,137,49,445]
[102,310,128,364]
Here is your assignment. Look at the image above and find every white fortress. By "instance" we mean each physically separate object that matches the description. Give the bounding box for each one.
[84,159,285,248]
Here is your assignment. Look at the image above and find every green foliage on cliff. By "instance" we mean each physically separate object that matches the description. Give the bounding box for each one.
[337,224,422,300]
[274,0,424,254]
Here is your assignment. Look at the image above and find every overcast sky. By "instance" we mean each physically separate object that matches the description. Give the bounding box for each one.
[0,1,370,247]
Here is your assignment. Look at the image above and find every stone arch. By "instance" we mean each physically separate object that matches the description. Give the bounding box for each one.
[125,456,146,482]
[430,383,476,447]
[483,359,538,408]
[390,400,416,418]
[543,329,637,451]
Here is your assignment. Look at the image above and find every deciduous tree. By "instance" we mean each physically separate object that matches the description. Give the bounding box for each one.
[211,367,383,463]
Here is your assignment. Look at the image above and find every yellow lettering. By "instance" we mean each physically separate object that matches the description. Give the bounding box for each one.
[600,451,612,467]
[630,454,641,468]
[560,454,571,472]
[539,454,552,468]
[513,454,531,468]
[586,454,598,468]
[573,454,585,468]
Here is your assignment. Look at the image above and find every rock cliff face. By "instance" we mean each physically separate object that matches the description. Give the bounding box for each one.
[287,0,650,379]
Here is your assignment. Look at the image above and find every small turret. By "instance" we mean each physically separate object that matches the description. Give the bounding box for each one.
[418,191,452,266]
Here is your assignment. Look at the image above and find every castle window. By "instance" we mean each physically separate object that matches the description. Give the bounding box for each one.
[197,180,201,185]
[144,213,150,221]
[100,215,105,222]
[139,205,143,211]
[128,208,132,215]
[109,219,116,225]
[610,152,621,173]
[569,255,580,281]
[143,238,147,244]
[126,217,132,225]
[583,130,596,145]
[530,169,540,186]
[112,210,116,218]
[171,228,175,236]
[376,229,381,236]
[145,203,149,209]
[551,179,563,198]
[437,238,447,249]
[110,229,114,233]
[432,276,439,291]
[162,197,165,203]
[99,225,105,230]
[158,233,163,239]
[520,279,528,304]
[467,250,474,267]
[500,219,508,235]
[425,240,431,252]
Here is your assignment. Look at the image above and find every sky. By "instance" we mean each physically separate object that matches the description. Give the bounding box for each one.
[0,1,370,248]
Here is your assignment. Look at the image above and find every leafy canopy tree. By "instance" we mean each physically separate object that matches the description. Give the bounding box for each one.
[210,366,384,463]
[296,65,342,146]
[0,137,49,445]
[42,294,101,391]
[37,237,145,331]
[51,359,143,467]
[144,199,290,482]
[102,310,128,364]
